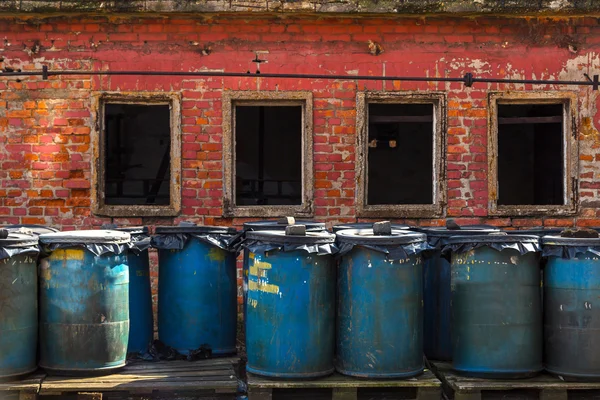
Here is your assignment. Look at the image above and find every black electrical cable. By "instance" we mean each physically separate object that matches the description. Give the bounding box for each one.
[0,67,597,89]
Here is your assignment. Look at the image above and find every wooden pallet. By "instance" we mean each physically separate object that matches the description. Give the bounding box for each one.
[247,369,442,400]
[432,362,600,400]
[34,358,240,400]
[0,372,45,400]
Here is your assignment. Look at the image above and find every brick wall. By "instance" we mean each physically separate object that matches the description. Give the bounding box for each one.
[1,14,600,315]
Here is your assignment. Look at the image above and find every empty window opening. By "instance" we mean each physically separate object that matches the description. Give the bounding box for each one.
[104,104,171,206]
[367,103,434,205]
[235,106,302,206]
[497,104,564,206]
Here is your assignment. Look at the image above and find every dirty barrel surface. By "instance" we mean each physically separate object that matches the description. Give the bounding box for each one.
[111,226,153,357]
[0,230,40,379]
[336,228,428,378]
[416,226,499,362]
[244,228,337,378]
[241,219,327,341]
[542,235,600,379]
[154,225,238,356]
[38,230,131,375]
[446,234,542,378]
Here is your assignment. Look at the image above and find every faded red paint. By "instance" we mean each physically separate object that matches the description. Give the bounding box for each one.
[1,14,600,312]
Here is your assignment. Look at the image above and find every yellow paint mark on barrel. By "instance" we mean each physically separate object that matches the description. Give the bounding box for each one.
[207,247,226,262]
[248,280,280,295]
[249,252,255,259]
[254,260,272,270]
[51,249,85,261]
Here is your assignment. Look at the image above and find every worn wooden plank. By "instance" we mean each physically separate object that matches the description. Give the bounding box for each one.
[39,359,239,395]
[454,392,481,400]
[433,362,600,392]
[248,370,440,390]
[540,389,568,400]
[332,387,357,400]
[42,371,235,382]
[77,393,102,400]
[0,373,45,393]
[18,393,38,400]
[416,387,441,400]
[248,388,272,400]
[125,358,239,370]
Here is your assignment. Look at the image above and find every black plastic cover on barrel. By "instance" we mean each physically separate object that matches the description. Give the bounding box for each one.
[442,234,541,256]
[102,225,152,254]
[336,229,430,260]
[542,235,600,259]
[243,219,326,232]
[332,222,411,233]
[0,231,40,260]
[38,230,131,256]
[152,224,239,252]
[244,229,337,255]
[415,226,500,248]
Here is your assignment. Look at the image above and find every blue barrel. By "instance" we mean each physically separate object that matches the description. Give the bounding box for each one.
[113,227,153,356]
[416,226,499,362]
[241,220,326,340]
[332,222,411,233]
[0,230,40,379]
[38,230,131,374]
[447,234,542,378]
[336,229,428,378]
[542,235,600,379]
[155,225,238,356]
[245,229,336,378]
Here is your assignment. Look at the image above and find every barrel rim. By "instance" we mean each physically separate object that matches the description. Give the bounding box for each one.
[243,220,326,231]
[414,226,500,238]
[245,229,335,244]
[541,235,600,246]
[39,229,131,244]
[4,224,60,236]
[335,229,426,245]
[444,234,540,244]
[111,226,149,235]
[504,228,564,236]
[332,223,411,233]
[0,232,39,247]
[155,225,237,234]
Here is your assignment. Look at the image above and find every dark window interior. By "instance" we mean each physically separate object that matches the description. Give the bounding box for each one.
[104,104,171,206]
[367,103,434,205]
[235,105,302,206]
[497,103,564,206]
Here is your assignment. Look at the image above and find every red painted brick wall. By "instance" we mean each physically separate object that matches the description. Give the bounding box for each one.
[1,14,600,317]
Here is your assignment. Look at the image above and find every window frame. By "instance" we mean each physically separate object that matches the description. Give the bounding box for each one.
[222,91,314,218]
[356,91,446,218]
[91,92,182,217]
[488,91,578,216]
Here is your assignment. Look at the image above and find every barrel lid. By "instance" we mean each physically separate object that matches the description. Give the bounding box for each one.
[332,222,411,233]
[246,230,335,245]
[4,224,59,236]
[336,229,426,245]
[415,226,499,238]
[0,231,38,247]
[155,225,237,235]
[39,230,131,244]
[542,235,600,247]
[111,226,149,235]
[505,228,564,236]
[444,233,540,245]
[243,220,326,232]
